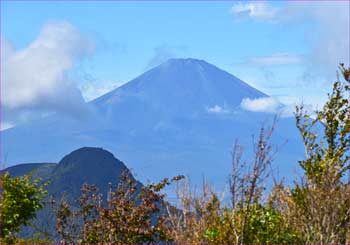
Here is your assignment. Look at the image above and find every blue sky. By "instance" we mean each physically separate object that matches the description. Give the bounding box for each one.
[1,1,349,128]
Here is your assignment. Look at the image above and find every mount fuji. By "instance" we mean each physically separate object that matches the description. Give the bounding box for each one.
[2,58,303,189]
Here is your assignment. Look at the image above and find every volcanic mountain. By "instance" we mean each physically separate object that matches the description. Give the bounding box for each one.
[2,58,303,188]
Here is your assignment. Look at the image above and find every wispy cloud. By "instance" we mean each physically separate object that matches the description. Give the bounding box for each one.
[207,105,230,114]
[231,2,279,21]
[146,44,188,69]
[304,2,350,76]
[247,53,303,66]
[231,1,350,75]
[80,81,121,102]
[1,21,95,127]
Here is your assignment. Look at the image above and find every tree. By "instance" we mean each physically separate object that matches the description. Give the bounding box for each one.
[272,64,350,244]
[0,172,48,244]
[55,172,183,244]
[165,119,300,244]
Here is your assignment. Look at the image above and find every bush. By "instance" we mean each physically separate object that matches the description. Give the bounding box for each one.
[55,172,183,244]
[0,172,48,244]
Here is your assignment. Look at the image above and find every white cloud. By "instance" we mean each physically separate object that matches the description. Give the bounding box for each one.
[207,105,229,114]
[231,2,279,21]
[240,97,281,113]
[1,21,95,126]
[239,95,320,117]
[247,53,303,66]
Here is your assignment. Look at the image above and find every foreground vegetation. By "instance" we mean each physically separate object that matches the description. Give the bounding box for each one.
[1,64,349,244]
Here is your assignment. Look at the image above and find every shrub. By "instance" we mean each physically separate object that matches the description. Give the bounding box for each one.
[0,172,48,244]
[55,172,183,244]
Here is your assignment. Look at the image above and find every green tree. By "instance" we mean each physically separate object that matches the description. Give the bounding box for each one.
[285,64,350,244]
[0,172,48,244]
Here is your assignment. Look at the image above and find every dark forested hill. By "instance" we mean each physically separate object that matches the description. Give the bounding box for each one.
[2,147,142,239]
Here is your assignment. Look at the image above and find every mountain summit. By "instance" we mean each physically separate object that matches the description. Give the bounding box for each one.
[2,58,302,188]
[94,58,266,119]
